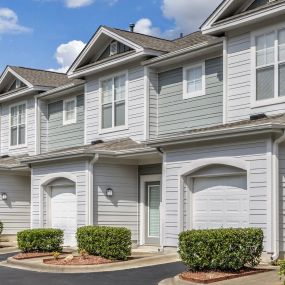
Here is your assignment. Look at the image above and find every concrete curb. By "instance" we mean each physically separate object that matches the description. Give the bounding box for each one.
[158,276,194,285]
[3,253,180,273]
[0,247,19,255]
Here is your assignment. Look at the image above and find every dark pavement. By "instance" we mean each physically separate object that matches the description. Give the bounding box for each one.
[0,253,186,285]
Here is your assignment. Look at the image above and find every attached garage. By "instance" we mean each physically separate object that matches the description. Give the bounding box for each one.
[184,164,249,231]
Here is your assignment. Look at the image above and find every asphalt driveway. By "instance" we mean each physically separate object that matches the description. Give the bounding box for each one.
[0,253,186,285]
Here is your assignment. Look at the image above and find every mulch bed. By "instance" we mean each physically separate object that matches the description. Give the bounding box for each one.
[180,268,272,284]
[13,252,53,260]
[43,255,115,266]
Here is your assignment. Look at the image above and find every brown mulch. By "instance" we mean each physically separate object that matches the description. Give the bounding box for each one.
[43,255,115,266]
[180,268,271,284]
[13,252,53,260]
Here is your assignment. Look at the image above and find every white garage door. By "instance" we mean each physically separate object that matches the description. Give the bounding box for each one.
[193,175,249,229]
[51,186,77,246]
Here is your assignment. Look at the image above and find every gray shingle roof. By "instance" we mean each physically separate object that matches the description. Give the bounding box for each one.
[22,138,154,163]
[10,66,82,88]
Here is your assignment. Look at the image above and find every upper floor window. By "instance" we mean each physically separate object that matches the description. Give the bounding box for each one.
[63,98,77,125]
[10,103,26,147]
[101,73,127,130]
[183,62,205,99]
[255,28,285,101]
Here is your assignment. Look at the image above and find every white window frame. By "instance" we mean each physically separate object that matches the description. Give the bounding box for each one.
[99,71,128,134]
[183,61,206,99]
[251,23,285,108]
[63,97,77,125]
[9,101,27,149]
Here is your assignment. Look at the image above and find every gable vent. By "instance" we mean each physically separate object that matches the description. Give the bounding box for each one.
[110,41,118,56]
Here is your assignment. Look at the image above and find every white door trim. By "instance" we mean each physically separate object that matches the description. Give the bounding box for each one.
[139,174,161,246]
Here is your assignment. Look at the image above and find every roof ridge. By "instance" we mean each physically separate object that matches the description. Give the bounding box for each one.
[10,66,67,76]
[172,30,202,41]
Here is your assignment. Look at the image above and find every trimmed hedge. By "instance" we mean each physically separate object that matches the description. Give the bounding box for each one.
[179,228,263,272]
[0,221,3,235]
[17,229,64,253]
[77,226,132,261]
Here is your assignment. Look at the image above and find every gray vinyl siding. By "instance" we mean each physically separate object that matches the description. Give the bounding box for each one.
[156,57,223,136]
[0,94,36,156]
[226,22,285,122]
[163,138,268,248]
[31,160,88,229]
[0,173,30,234]
[42,95,84,152]
[93,163,139,241]
[138,164,162,176]
[85,65,145,143]
[40,100,48,153]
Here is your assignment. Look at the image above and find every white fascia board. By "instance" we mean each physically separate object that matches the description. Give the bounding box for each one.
[0,67,33,88]
[203,4,285,35]
[68,26,144,75]
[0,86,50,103]
[147,124,285,147]
[201,0,234,31]
[68,51,146,79]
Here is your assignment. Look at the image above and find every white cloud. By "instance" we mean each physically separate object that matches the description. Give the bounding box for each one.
[134,0,222,39]
[105,0,118,6]
[162,0,222,35]
[64,0,94,8]
[0,8,31,34]
[134,18,161,37]
[49,40,86,73]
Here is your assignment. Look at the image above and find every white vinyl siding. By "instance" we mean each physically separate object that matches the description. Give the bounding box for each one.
[85,65,145,142]
[10,103,26,147]
[100,73,126,131]
[63,98,76,125]
[183,62,205,99]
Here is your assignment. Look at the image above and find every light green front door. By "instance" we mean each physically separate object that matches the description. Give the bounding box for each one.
[145,182,161,245]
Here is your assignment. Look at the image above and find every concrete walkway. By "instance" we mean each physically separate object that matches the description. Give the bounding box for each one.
[159,268,280,285]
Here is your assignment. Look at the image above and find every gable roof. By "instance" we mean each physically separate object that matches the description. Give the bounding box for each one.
[9,66,72,88]
[201,0,285,35]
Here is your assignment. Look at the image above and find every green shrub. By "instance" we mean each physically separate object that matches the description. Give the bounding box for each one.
[0,221,3,235]
[17,229,64,253]
[77,226,132,261]
[179,228,263,272]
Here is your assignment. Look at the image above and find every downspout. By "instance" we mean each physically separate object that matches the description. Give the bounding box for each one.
[272,130,285,261]
[88,153,99,225]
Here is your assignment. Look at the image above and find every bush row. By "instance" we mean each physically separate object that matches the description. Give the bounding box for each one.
[178,228,264,272]
[17,226,132,261]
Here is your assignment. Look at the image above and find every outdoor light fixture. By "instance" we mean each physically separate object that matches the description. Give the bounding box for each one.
[1,193,7,201]
[106,188,113,197]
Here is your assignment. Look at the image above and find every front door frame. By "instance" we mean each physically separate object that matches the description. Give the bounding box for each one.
[139,174,161,246]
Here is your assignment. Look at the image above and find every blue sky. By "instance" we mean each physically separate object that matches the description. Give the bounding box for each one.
[0,0,222,73]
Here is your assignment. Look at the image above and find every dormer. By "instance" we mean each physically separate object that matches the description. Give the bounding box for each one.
[68,25,175,78]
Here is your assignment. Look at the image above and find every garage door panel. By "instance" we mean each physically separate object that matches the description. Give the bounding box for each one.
[192,174,249,230]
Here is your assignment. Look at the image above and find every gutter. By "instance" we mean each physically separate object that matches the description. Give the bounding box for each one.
[271,130,285,261]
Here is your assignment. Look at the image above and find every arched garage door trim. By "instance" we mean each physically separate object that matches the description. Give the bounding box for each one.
[178,157,249,233]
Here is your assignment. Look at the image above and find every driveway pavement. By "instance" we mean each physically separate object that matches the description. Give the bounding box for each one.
[0,253,186,285]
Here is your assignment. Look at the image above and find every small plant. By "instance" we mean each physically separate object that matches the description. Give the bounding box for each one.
[53,252,61,260]
[80,249,89,260]
[0,221,3,236]
[278,260,285,285]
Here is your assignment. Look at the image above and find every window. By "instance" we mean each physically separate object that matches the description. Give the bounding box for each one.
[63,98,76,125]
[255,28,285,101]
[183,62,205,99]
[101,74,127,130]
[10,103,26,147]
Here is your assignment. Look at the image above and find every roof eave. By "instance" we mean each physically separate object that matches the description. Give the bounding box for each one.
[147,123,285,147]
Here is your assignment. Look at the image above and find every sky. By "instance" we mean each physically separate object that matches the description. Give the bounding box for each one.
[0,0,222,73]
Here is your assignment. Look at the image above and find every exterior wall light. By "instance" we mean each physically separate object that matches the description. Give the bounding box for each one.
[1,193,7,201]
[106,188,113,197]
